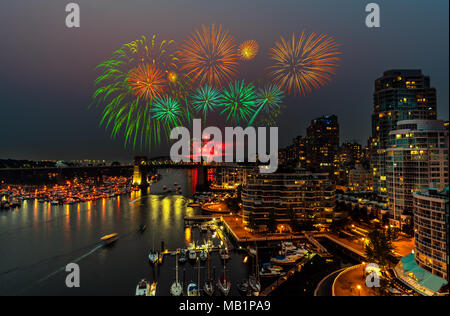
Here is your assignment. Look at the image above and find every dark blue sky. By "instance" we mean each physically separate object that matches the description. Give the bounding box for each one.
[0,0,448,162]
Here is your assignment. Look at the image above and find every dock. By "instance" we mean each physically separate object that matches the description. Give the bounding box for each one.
[260,253,316,296]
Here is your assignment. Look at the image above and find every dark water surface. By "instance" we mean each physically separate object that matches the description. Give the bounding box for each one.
[0,169,249,296]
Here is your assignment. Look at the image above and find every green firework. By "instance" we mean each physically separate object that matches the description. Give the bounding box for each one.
[192,85,223,121]
[91,35,182,149]
[150,95,184,136]
[248,84,284,126]
[220,80,257,124]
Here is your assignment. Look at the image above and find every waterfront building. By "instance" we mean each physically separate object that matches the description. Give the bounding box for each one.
[394,187,449,296]
[337,142,364,185]
[371,70,437,197]
[278,136,307,168]
[242,168,335,232]
[306,115,340,175]
[213,165,250,189]
[386,120,449,226]
[413,187,449,281]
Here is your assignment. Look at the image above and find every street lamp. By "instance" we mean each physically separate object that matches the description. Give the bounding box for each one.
[356,284,361,296]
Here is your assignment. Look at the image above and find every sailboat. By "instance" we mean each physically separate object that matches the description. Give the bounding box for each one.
[217,259,231,296]
[170,253,183,296]
[204,252,214,296]
[248,245,261,296]
[148,231,159,264]
[187,259,201,296]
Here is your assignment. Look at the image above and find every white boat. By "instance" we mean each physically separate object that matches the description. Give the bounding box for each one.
[189,249,197,261]
[135,279,151,296]
[170,254,183,296]
[270,254,298,265]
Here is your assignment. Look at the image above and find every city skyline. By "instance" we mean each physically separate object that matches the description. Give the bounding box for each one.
[0,0,449,162]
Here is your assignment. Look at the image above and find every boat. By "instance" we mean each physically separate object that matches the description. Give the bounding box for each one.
[170,254,183,296]
[204,252,214,296]
[260,267,285,278]
[188,248,197,261]
[148,250,159,264]
[187,283,199,296]
[219,246,230,260]
[218,259,231,296]
[270,254,297,265]
[149,281,157,296]
[135,279,151,296]
[249,246,261,295]
[179,250,187,263]
[101,233,119,246]
[237,280,250,295]
[138,224,147,233]
[218,274,231,296]
[199,250,208,261]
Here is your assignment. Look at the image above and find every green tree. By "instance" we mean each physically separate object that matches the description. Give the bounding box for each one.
[365,229,397,268]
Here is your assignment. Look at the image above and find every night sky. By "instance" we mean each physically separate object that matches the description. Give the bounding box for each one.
[0,0,448,162]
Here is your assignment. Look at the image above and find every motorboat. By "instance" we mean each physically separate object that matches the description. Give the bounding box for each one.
[101,233,119,246]
[135,279,151,296]
[270,254,297,265]
[149,281,157,296]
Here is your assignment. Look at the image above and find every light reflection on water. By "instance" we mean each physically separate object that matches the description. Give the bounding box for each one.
[0,169,248,296]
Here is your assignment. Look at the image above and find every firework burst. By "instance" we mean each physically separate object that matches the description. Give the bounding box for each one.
[92,35,182,149]
[269,31,341,96]
[220,80,257,124]
[150,95,184,136]
[127,64,167,101]
[248,84,284,125]
[238,40,259,60]
[192,85,223,121]
[179,24,240,88]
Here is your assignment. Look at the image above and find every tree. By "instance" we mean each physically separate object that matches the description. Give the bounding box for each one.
[365,229,397,268]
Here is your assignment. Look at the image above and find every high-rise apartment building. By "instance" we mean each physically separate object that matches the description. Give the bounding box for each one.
[306,115,339,175]
[386,120,449,225]
[413,188,449,281]
[371,70,437,197]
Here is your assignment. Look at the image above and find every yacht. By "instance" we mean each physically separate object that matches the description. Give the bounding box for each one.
[187,283,199,296]
[189,248,197,261]
[135,279,151,296]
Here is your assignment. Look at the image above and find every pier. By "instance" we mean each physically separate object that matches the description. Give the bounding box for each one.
[260,253,316,296]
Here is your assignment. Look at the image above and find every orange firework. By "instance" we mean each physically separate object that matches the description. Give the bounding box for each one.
[269,31,341,96]
[127,64,168,101]
[179,24,239,87]
[238,40,259,60]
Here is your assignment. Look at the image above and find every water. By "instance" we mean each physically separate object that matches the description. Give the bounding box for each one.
[0,169,249,296]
